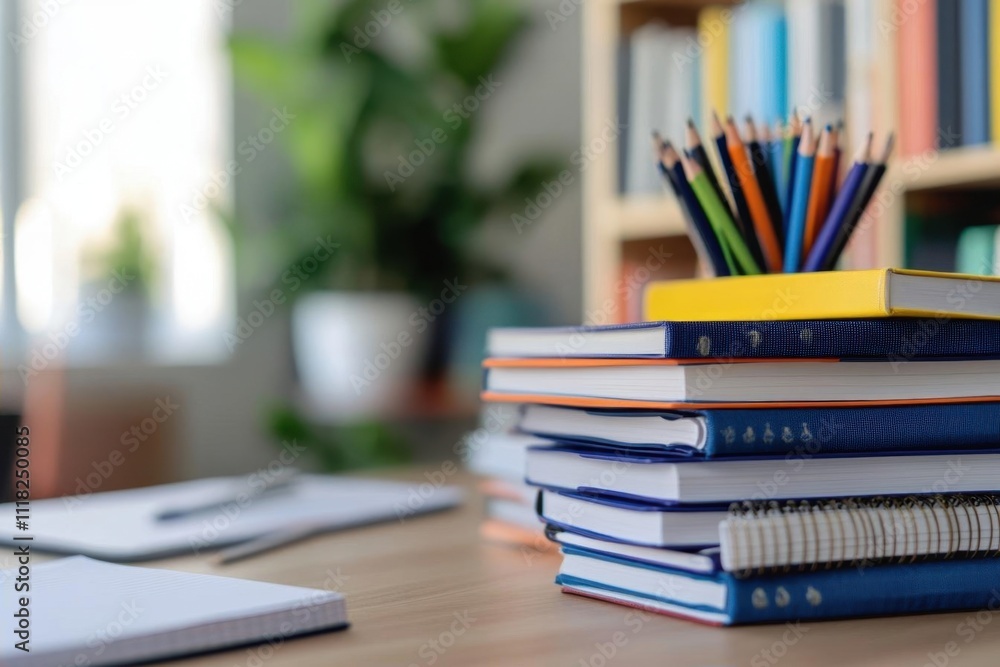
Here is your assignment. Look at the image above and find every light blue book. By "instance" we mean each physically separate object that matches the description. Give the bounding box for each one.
[960,0,990,145]
[955,224,997,275]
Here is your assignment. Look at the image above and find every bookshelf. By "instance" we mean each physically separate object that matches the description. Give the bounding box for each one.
[581,0,1000,318]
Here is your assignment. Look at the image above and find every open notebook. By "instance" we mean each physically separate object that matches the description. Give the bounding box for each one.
[0,557,347,666]
[0,475,462,561]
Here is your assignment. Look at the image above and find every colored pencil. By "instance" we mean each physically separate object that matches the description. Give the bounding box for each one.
[724,116,783,272]
[711,112,765,269]
[769,120,787,213]
[783,111,802,225]
[654,135,733,276]
[803,125,836,253]
[802,134,873,271]
[820,133,894,271]
[682,153,761,274]
[829,120,843,194]
[783,119,816,273]
[652,133,717,276]
[745,116,785,248]
[685,118,736,228]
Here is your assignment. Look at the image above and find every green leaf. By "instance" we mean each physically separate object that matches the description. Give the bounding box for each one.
[432,0,527,87]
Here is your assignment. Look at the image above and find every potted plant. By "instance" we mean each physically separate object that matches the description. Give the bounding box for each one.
[229,0,559,422]
[78,207,157,359]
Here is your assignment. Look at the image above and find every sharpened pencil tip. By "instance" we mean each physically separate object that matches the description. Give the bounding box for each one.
[687,117,696,129]
[880,133,896,162]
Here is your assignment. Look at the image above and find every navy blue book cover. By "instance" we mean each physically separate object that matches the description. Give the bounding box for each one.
[498,319,1000,360]
[558,545,1000,625]
[937,0,962,147]
[518,402,1000,458]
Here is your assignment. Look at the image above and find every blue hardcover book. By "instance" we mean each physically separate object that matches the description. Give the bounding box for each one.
[557,545,1000,625]
[517,402,1000,458]
[756,4,787,125]
[960,0,990,145]
[538,488,728,548]
[486,319,1000,360]
[546,525,722,574]
[938,0,963,147]
[526,445,1000,505]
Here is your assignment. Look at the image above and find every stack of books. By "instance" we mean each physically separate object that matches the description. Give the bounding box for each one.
[482,269,1000,625]
[465,403,553,550]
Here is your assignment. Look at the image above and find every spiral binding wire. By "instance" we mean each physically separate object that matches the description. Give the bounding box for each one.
[723,494,1000,577]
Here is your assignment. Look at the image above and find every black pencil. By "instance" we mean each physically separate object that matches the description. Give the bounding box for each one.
[821,133,894,271]
[653,132,731,276]
[685,118,737,229]
[745,115,785,248]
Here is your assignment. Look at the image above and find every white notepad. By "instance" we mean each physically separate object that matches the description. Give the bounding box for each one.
[0,475,462,560]
[0,556,347,667]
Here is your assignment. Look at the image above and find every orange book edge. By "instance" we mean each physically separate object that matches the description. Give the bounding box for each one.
[478,479,534,503]
[479,519,555,554]
[480,390,1000,411]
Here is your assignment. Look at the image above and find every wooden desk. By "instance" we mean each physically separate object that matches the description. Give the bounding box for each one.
[20,469,1000,667]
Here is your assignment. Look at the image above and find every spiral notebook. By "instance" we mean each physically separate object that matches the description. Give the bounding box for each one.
[719,495,1000,573]
[556,494,1000,625]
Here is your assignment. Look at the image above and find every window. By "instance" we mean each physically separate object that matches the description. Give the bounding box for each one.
[5,0,234,364]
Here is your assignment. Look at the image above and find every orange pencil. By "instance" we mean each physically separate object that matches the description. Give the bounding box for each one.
[723,117,782,272]
[803,125,835,253]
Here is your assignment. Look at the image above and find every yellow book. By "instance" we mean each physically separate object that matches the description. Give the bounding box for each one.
[699,7,728,131]
[644,269,1000,321]
[992,0,1000,145]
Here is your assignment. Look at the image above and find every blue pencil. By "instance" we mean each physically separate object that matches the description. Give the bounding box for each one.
[783,120,815,273]
[802,134,873,271]
[783,112,802,232]
[654,137,733,276]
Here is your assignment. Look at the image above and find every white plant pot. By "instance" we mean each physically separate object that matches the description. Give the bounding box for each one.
[292,291,427,419]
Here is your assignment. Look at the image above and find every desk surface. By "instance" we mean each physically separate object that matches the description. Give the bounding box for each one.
[48,470,1000,666]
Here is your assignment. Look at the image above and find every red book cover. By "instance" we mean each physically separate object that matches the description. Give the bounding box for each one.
[897,0,938,156]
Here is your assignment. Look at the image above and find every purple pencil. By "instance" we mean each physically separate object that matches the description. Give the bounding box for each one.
[802,134,873,272]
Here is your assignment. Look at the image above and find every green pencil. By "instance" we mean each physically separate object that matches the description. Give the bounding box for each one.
[682,154,762,275]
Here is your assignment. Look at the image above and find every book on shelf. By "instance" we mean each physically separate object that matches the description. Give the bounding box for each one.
[624,23,698,196]
[960,0,990,146]
[936,0,963,148]
[955,225,997,275]
[897,0,937,156]
[992,0,1000,145]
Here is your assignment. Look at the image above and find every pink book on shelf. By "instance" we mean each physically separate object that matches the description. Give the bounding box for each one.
[897,0,937,157]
